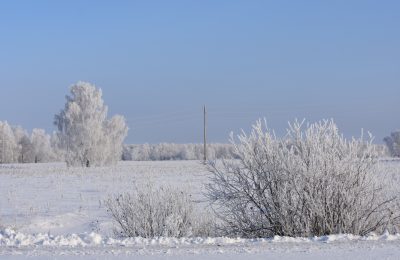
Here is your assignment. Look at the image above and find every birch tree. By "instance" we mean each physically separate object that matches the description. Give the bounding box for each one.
[54,81,128,167]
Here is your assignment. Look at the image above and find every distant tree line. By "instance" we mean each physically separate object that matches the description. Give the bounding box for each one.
[122,143,238,161]
[0,121,59,164]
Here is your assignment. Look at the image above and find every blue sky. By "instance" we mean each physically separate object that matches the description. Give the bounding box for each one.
[0,1,399,143]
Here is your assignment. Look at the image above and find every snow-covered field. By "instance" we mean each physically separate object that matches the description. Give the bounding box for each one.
[1,160,400,259]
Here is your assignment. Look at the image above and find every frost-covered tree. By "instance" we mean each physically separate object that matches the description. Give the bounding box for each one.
[0,121,18,163]
[207,119,400,237]
[50,131,65,162]
[384,131,400,157]
[12,126,33,163]
[103,115,129,164]
[54,81,128,167]
[18,134,34,163]
[31,129,55,163]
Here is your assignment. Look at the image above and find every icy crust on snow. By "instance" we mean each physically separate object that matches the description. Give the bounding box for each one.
[1,228,400,248]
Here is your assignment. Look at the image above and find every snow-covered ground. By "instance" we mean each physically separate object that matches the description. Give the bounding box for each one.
[1,160,400,259]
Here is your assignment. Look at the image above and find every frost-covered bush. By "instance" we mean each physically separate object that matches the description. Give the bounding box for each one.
[207,119,400,238]
[384,131,400,157]
[54,82,128,167]
[106,183,215,238]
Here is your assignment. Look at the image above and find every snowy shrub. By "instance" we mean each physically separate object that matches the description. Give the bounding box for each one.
[207,119,400,238]
[54,82,128,167]
[384,131,400,157]
[106,183,215,238]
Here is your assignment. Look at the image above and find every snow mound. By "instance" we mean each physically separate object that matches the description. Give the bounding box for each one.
[1,228,400,248]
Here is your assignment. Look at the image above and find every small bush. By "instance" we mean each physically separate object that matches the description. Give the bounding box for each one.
[106,183,215,238]
[207,119,400,238]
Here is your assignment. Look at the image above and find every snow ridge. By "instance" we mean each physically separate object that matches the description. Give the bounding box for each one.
[1,228,400,248]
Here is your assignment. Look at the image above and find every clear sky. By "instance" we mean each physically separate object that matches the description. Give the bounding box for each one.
[0,1,399,144]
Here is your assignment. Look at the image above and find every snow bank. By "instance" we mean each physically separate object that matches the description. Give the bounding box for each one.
[1,228,400,248]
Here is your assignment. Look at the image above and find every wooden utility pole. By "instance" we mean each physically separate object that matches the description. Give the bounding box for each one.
[203,105,207,162]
